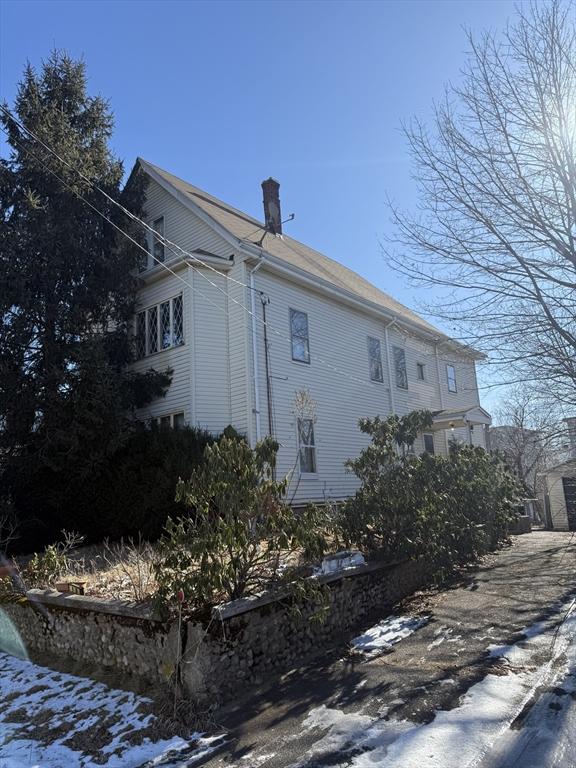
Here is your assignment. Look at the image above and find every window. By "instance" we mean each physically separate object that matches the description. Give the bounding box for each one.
[368,336,383,382]
[160,301,171,349]
[152,216,165,263]
[298,418,317,474]
[172,412,185,430]
[393,346,408,389]
[135,311,146,359]
[446,364,457,393]
[135,295,184,357]
[153,412,185,429]
[290,309,310,363]
[416,362,426,381]
[172,295,184,346]
[147,305,159,354]
[423,433,435,454]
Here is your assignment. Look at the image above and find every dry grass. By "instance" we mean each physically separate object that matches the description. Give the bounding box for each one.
[64,539,158,602]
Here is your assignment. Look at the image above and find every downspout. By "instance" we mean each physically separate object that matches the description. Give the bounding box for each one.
[434,343,449,454]
[384,320,396,414]
[249,258,265,444]
[261,297,274,438]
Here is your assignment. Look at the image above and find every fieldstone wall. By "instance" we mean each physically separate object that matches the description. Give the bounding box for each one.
[2,557,432,705]
[2,593,179,688]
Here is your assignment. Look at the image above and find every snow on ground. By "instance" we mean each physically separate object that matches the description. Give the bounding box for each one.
[0,653,224,768]
[297,597,576,768]
[350,615,429,657]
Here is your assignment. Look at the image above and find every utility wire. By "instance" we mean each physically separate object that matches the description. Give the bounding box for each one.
[0,104,260,295]
[0,118,380,391]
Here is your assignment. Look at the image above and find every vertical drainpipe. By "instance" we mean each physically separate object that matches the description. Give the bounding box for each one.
[384,320,396,414]
[434,343,449,454]
[249,258,265,445]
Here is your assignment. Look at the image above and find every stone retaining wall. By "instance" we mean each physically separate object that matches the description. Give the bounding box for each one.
[2,557,432,705]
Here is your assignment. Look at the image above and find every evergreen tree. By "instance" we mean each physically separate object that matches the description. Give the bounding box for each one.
[0,52,169,544]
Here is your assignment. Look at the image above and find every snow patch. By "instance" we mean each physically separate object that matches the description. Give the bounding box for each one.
[296,600,576,768]
[0,653,224,768]
[351,615,429,656]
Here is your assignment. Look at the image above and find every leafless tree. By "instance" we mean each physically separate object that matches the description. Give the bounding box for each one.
[388,1,576,409]
[492,387,565,495]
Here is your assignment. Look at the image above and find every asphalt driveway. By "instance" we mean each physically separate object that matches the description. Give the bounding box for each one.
[202,531,576,768]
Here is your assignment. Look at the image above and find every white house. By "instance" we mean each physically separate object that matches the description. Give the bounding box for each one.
[129,158,491,504]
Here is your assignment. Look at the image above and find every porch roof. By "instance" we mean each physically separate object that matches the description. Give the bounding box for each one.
[430,406,492,432]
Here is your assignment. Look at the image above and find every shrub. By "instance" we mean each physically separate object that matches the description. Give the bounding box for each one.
[23,531,84,588]
[336,411,521,567]
[154,435,328,610]
[73,424,216,542]
[8,424,216,548]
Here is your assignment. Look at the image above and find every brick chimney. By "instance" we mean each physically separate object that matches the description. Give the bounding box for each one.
[262,178,282,235]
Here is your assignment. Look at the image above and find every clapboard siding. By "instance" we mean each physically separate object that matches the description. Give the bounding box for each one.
[131,179,235,433]
[192,266,231,433]
[132,269,193,425]
[131,174,487,502]
[247,269,483,503]
[143,178,232,262]
[546,470,571,531]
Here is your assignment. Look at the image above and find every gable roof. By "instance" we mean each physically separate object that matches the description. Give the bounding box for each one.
[136,158,473,348]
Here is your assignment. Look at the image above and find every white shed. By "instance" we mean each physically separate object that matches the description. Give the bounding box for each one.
[543,459,576,531]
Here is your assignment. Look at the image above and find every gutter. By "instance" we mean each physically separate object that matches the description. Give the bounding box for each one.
[238,240,484,361]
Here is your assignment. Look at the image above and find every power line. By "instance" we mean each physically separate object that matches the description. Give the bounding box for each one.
[0,103,259,296]
[0,118,380,391]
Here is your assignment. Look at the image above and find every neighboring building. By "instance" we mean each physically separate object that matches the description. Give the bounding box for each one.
[128,158,491,504]
[542,460,576,531]
[541,418,576,531]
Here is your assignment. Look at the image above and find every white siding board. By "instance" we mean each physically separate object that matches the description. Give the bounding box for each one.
[191,266,230,433]
[131,176,487,500]
[546,470,570,531]
[132,271,192,425]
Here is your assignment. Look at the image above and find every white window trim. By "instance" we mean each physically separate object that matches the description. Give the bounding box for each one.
[152,411,186,429]
[393,345,408,390]
[289,308,311,364]
[423,432,435,454]
[416,362,426,381]
[136,295,184,359]
[367,336,384,383]
[297,417,318,475]
[446,364,458,393]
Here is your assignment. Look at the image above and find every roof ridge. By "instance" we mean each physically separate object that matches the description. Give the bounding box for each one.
[137,158,448,340]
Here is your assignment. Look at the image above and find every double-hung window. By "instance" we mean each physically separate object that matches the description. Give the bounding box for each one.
[368,336,383,382]
[298,418,317,474]
[290,309,310,363]
[393,346,408,389]
[423,433,435,454]
[135,295,184,358]
[446,364,457,393]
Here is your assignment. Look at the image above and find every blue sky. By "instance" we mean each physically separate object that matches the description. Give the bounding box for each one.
[0,0,519,408]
